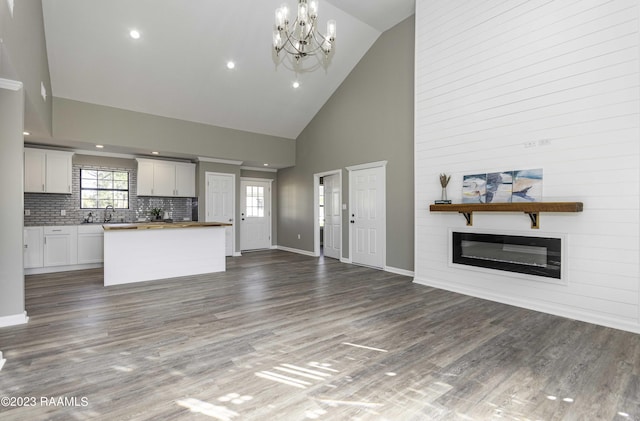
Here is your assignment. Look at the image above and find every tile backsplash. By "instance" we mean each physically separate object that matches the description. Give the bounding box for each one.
[24,164,194,226]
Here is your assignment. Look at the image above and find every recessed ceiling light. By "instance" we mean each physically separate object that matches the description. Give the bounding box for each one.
[129,29,141,39]
[151,151,159,155]
[96,144,104,149]
[292,81,300,89]
[23,131,30,136]
[226,61,236,70]
[263,163,269,166]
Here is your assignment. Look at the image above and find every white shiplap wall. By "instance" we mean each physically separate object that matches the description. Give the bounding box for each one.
[414,0,640,333]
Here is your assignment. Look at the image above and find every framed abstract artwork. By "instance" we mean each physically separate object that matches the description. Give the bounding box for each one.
[462,174,487,203]
[462,169,542,203]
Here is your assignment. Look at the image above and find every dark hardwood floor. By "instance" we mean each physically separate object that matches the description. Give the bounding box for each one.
[0,250,638,420]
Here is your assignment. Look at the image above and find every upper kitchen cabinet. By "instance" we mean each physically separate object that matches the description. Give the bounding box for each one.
[24,148,73,194]
[136,158,196,197]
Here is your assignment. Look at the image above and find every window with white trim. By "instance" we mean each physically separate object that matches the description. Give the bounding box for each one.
[80,169,129,209]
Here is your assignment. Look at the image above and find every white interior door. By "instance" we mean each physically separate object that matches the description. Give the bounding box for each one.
[349,163,386,269]
[240,179,272,251]
[323,174,341,260]
[206,172,235,256]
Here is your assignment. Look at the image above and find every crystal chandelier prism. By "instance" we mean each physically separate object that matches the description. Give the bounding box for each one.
[272,0,336,63]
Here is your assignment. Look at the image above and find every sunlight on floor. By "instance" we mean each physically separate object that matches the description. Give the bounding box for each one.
[176,398,239,421]
[255,361,336,389]
[341,342,388,352]
[111,365,133,372]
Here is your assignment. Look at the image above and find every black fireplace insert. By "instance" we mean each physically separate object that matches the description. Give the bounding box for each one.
[452,231,562,279]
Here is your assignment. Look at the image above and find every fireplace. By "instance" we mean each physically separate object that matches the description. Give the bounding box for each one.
[451,231,564,281]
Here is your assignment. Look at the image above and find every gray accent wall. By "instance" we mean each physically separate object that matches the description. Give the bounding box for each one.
[0,82,25,319]
[277,16,415,271]
[53,98,296,168]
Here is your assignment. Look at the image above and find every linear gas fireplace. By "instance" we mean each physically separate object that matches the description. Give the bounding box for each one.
[451,231,564,281]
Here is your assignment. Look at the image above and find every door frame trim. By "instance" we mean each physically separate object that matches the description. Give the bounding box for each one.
[205,171,236,256]
[313,169,342,258]
[347,161,387,268]
[240,177,273,251]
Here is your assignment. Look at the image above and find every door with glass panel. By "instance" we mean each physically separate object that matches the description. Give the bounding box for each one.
[240,179,272,251]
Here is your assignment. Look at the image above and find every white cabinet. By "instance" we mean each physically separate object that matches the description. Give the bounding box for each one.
[136,159,155,196]
[43,226,78,267]
[24,227,44,269]
[25,225,102,271]
[152,160,176,197]
[24,149,46,193]
[175,163,196,197]
[136,158,195,197]
[24,148,73,194]
[77,225,104,264]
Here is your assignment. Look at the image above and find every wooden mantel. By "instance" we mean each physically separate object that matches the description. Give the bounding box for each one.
[429,202,583,229]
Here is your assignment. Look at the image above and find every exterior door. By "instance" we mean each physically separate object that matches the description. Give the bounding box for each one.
[240,179,272,251]
[206,172,235,256]
[349,163,386,269]
[323,174,341,260]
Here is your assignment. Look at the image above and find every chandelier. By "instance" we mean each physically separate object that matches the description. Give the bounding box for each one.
[272,0,336,64]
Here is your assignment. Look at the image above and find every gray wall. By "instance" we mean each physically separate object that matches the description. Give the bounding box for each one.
[0,82,25,319]
[277,16,415,271]
[53,98,296,168]
[0,0,52,138]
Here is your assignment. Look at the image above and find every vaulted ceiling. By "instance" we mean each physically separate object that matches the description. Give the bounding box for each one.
[42,0,415,141]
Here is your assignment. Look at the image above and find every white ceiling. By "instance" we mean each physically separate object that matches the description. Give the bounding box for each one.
[42,0,415,141]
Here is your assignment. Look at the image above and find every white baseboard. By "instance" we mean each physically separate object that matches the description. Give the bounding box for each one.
[25,263,102,275]
[0,311,29,328]
[413,276,640,335]
[276,245,316,257]
[385,266,414,277]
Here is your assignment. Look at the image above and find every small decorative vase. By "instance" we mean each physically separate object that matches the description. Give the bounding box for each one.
[441,187,448,201]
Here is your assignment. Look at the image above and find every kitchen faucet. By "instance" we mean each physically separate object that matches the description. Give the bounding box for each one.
[104,205,114,223]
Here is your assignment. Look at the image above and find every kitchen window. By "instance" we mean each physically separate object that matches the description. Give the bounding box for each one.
[80,169,129,209]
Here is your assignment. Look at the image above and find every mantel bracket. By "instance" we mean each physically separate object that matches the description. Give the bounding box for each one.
[526,212,540,229]
[460,212,473,226]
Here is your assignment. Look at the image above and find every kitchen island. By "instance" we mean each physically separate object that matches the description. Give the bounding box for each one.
[102,221,231,286]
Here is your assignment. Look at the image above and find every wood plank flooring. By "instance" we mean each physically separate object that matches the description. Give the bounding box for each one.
[0,250,639,420]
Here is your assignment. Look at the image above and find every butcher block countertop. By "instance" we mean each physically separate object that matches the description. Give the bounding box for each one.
[102,221,231,231]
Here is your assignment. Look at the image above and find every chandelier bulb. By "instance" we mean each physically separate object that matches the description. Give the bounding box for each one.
[327,19,336,41]
[309,0,318,19]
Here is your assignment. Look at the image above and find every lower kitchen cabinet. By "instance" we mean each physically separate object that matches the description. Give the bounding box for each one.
[43,226,78,267]
[24,227,44,268]
[77,224,104,264]
[24,225,103,271]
